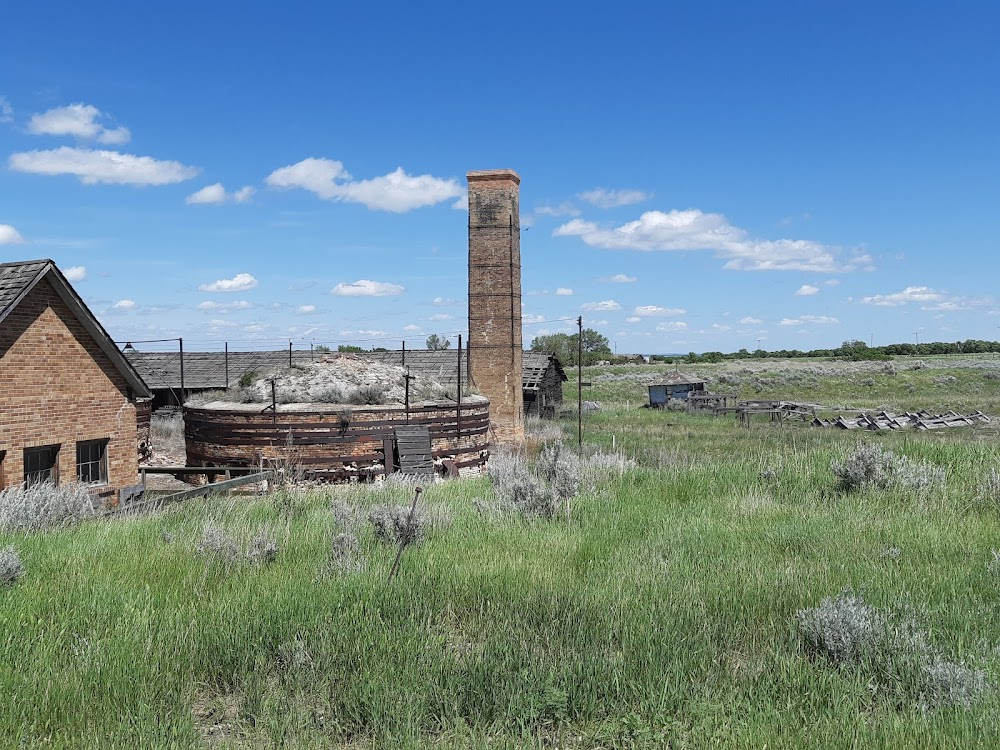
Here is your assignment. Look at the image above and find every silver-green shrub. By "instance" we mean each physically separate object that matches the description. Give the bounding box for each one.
[369,504,427,546]
[488,450,558,519]
[194,523,240,562]
[325,532,367,575]
[0,483,97,531]
[797,590,988,710]
[831,443,945,493]
[536,441,582,501]
[0,546,25,586]
[245,533,279,564]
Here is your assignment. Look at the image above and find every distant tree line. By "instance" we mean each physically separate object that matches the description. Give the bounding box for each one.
[645,339,1000,365]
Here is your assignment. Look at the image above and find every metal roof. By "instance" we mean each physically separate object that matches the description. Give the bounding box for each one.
[126,348,567,391]
[0,259,152,398]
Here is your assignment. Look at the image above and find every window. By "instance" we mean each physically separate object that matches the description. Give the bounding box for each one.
[77,439,109,485]
[0,450,6,490]
[24,445,60,487]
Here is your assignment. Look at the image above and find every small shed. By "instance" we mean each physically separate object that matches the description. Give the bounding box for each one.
[647,372,706,406]
[522,351,567,418]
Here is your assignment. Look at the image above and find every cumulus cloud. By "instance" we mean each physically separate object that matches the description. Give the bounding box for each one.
[10,146,199,185]
[296,304,317,314]
[523,313,546,324]
[581,300,622,312]
[432,296,455,305]
[633,305,686,317]
[186,183,256,205]
[535,202,580,217]
[739,316,762,325]
[403,324,421,332]
[779,315,839,326]
[112,299,137,310]
[63,265,86,281]
[861,286,943,307]
[606,273,637,283]
[796,284,820,296]
[331,279,404,297]
[0,97,12,124]
[577,188,651,208]
[429,313,454,321]
[266,157,461,212]
[554,209,869,273]
[555,288,574,296]
[0,224,24,244]
[27,103,131,144]
[656,321,688,332]
[197,300,252,311]
[198,273,258,293]
[625,316,641,323]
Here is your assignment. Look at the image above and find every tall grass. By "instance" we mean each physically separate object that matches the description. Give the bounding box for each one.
[4,359,1000,746]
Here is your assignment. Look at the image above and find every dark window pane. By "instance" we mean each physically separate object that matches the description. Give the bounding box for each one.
[24,445,59,487]
[76,440,108,484]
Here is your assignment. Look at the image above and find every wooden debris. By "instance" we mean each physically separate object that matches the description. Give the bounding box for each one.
[812,410,990,431]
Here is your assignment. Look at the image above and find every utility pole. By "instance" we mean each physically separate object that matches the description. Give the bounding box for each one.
[577,316,583,449]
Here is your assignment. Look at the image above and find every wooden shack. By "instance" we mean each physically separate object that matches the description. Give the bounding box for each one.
[647,372,706,406]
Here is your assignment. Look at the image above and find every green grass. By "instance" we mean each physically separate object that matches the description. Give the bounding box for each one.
[4,358,1000,747]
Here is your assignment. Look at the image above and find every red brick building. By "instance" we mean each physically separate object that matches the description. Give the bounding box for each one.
[0,260,151,500]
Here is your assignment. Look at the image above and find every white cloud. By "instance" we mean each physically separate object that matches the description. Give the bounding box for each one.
[607,273,637,283]
[451,192,468,210]
[861,286,943,307]
[796,284,820,296]
[266,158,461,212]
[711,324,732,333]
[555,288,574,296]
[625,316,641,323]
[403,324,421,332]
[10,146,199,185]
[0,96,12,124]
[198,273,258,293]
[296,304,317,314]
[27,103,130,144]
[554,209,869,273]
[432,296,455,305]
[0,224,24,244]
[535,202,580,217]
[331,279,404,297]
[186,183,256,205]
[824,278,840,286]
[209,318,240,329]
[740,316,762,325]
[655,321,688,332]
[633,305,686,317]
[779,315,839,326]
[581,300,621,312]
[577,188,651,208]
[196,300,252,311]
[63,265,86,281]
[112,299,137,310]
[523,313,546,324]
[429,313,454,321]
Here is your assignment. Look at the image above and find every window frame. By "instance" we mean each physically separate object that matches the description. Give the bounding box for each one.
[76,439,110,486]
[24,445,60,487]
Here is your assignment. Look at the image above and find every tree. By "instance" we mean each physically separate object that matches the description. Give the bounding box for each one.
[337,344,364,353]
[530,328,611,365]
[314,344,331,353]
[426,334,451,350]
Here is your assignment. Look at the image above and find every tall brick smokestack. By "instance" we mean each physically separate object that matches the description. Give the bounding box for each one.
[467,169,524,443]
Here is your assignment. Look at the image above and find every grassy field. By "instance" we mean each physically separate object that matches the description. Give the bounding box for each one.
[4,357,1000,747]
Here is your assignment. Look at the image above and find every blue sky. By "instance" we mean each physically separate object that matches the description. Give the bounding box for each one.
[2,2,998,354]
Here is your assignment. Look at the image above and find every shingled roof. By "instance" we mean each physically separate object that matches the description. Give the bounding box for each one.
[125,349,567,392]
[0,259,151,398]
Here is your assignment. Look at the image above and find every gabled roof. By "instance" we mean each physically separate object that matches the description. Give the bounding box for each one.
[522,350,567,390]
[0,259,152,399]
[647,371,705,387]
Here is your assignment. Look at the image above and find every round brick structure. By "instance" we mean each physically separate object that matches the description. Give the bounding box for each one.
[183,395,490,480]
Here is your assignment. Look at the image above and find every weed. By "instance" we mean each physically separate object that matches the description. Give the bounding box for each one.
[0,546,24,586]
[988,549,1000,576]
[324,532,367,575]
[348,384,388,405]
[369,504,427,546]
[797,590,989,710]
[194,524,241,563]
[974,469,1000,512]
[488,450,558,519]
[0,483,96,531]
[245,533,279,564]
[238,370,258,388]
[831,443,945,493]
[536,441,582,501]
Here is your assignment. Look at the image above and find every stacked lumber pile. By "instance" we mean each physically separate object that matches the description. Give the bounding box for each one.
[812,410,991,431]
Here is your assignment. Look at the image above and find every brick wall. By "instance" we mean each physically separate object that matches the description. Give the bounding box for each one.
[0,278,139,498]
[467,169,524,443]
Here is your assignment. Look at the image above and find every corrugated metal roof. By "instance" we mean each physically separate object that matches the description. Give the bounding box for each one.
[126,349,567,391]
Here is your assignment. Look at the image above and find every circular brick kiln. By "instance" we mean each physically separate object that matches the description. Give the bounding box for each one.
[183,395,490,480]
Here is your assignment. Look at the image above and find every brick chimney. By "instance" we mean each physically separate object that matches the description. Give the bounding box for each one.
[467,169,524,443]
